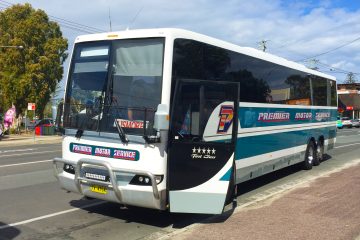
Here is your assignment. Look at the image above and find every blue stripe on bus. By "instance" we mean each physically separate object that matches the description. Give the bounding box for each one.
[235,127,336,160]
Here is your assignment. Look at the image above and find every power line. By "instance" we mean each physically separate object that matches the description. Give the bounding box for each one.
[296,35,360,62]
[48,15,105,33]
[271,19,360,51]
[0,0,105,34]
[127,6,143,30]
[268,38,360,76]
[316,61,360,75]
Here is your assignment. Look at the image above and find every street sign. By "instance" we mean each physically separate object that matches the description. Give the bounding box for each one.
[28,103,36,111]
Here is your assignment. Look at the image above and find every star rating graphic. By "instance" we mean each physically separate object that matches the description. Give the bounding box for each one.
[192,147,216,155]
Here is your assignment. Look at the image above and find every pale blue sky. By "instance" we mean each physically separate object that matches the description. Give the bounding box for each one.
[7,0,360,96]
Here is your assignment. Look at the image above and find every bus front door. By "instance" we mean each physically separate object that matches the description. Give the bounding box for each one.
[168,80,239,214]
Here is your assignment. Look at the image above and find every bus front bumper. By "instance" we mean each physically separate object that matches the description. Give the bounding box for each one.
[52,157,166,210]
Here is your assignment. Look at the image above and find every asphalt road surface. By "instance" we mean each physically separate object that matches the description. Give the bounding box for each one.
[0,128,359,240]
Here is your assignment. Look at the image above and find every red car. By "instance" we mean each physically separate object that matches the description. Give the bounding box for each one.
[35,118,54,127]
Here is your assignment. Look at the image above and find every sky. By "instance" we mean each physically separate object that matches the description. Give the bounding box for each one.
[4,0,360,97]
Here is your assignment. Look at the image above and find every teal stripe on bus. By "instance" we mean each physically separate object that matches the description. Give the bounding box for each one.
[220,167,232,181]
[235,127,336,160]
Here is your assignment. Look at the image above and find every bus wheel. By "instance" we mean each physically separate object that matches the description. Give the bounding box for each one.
[303,141,315,170]
[314,140,324,166]
[225,164,236,204]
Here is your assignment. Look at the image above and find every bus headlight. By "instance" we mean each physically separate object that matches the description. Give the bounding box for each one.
[63,164,75,174]
[129,174,163,185]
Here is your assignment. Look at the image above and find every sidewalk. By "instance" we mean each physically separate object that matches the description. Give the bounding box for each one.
[0,133,62,146]
[169,163,360,240]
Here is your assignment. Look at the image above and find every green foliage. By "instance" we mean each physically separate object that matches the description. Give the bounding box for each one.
[0,3,68,118]
[43,101,53,118]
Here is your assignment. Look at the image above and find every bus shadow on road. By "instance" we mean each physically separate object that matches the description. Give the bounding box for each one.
[68,198,210,229]
[0,222,21,240]
[68,154,333,228]
[205,154,333,224]
[237,154,332,197]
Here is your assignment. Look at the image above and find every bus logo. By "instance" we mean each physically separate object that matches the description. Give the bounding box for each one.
[217,105,234,134]
[72,144,92,155]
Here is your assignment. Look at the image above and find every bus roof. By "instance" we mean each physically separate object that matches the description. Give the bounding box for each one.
[75,28,336,81]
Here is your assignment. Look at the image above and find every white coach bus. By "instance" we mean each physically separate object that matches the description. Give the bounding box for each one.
[53,28,337,214]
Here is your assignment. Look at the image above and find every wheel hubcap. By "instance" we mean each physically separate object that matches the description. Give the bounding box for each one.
[317,144,323,160]
[308,146,313,164]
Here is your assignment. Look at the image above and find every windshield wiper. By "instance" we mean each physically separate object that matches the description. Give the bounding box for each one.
[75,110,89,139]
[114,119,129,143]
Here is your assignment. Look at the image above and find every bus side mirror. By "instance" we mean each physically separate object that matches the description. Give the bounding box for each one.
[154,104,169,131]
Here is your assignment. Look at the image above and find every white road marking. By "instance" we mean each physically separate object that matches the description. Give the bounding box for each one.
[0,160,52,168]
[0,148,35,153]
[334,143,360,149]
[0,150,61,158]
[0,201,106,230]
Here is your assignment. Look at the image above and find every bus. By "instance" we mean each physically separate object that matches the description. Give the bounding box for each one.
[53,28,337,214]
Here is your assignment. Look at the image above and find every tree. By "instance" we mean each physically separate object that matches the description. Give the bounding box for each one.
[0,3,68,118]
[344,72,356,84]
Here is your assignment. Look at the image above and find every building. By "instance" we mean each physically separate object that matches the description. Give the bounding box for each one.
[337,83,360,119]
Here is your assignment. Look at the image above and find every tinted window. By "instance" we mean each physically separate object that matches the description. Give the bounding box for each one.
[63,38,165,135]
[171,80,236,143]
[330,80,337,106]
[312,77,327,106]
[64,41,110,131]
[172,39,334,107]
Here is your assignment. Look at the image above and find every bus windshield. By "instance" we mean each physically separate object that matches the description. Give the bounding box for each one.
[63,38,164,136]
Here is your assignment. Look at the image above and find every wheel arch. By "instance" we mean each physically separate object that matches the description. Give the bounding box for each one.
[317,135,325,146]
[307,136,316,146]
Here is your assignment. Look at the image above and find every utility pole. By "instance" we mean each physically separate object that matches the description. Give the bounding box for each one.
[108,7,112,31]
[258,40,269,52]
[307,59,319,70]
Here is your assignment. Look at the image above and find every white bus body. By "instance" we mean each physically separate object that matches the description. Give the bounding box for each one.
[53,28,337,214]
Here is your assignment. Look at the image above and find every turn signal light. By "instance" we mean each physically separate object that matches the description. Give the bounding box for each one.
[63,164,75,174]
[129,175,163,186]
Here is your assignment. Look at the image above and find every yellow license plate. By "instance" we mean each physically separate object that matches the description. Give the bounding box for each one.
[90,185,107,194]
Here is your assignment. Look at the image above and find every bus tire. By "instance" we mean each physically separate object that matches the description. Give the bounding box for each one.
[303,141,315,170]
[314,140,324,166]
[225,164,236,204]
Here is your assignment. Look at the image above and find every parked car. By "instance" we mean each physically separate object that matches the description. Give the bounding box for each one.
[27,119,40,130]
[351,119,360,128]
[336,116,343,129]
[341,117,352,128]
[35,118,54,127]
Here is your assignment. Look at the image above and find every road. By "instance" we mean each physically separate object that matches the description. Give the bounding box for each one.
[0,128,359,240]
